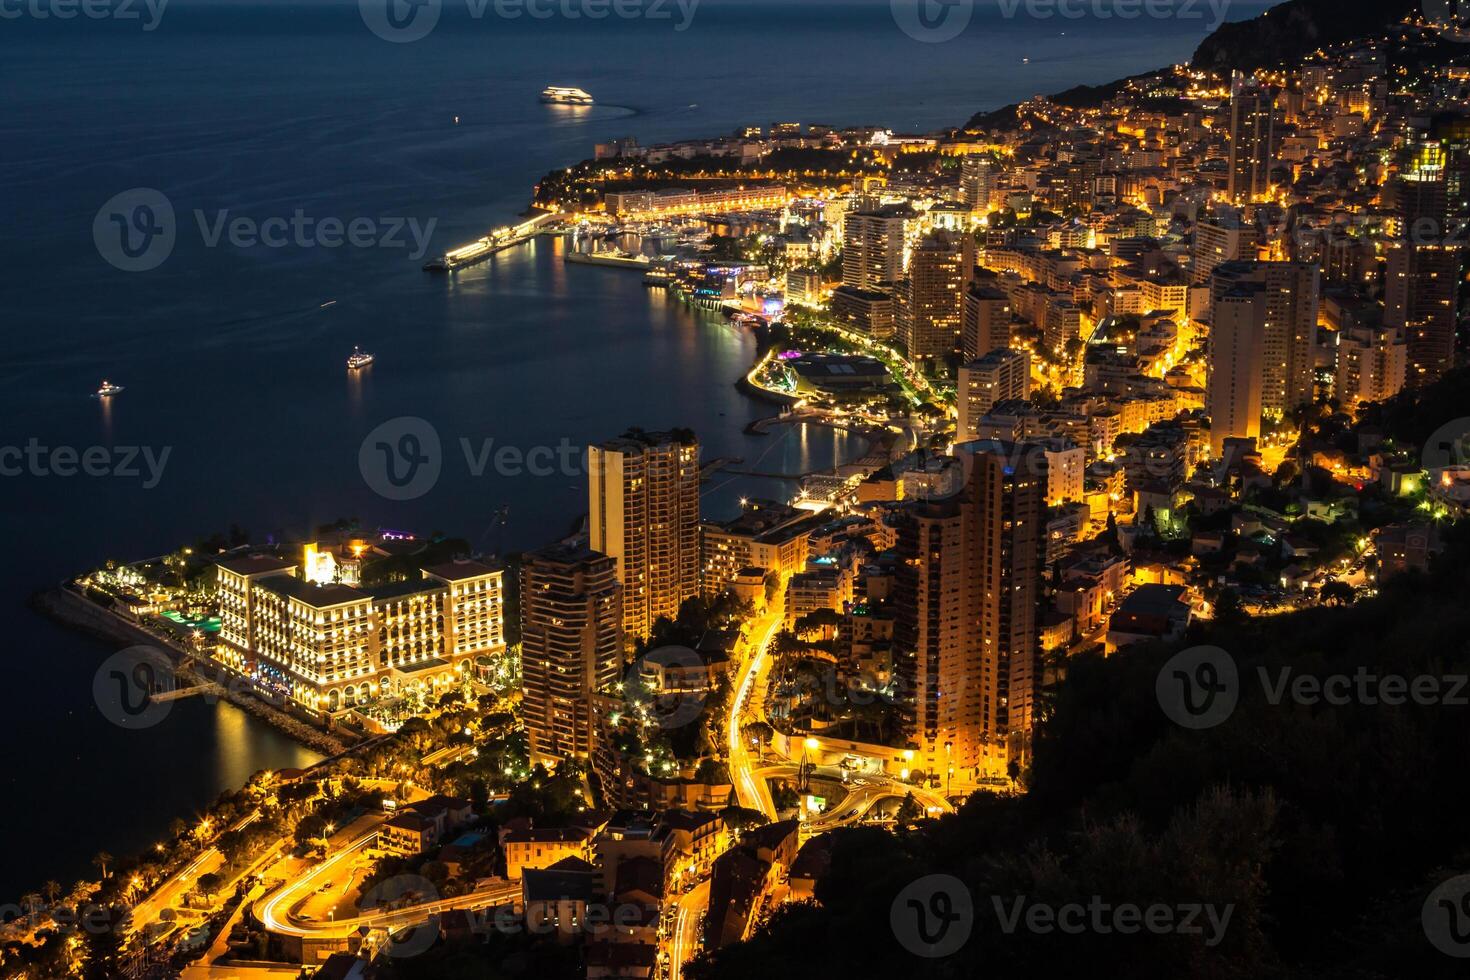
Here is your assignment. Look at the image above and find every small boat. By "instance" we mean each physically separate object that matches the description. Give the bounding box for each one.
[347,347,375,371]
[541,86,594,105]
[94,380,124,398]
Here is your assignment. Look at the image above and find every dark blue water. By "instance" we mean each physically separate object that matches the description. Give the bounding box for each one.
[0,0,1270,899]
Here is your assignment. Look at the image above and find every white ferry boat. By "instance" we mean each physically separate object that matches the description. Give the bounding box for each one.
[541,86,594,106]
[94,380,124,398]
[347,346,375,371]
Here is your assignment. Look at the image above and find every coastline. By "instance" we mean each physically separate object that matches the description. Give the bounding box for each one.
[30,586,350,757]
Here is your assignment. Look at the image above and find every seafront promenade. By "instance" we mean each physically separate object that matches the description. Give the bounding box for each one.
[33,585,352,756]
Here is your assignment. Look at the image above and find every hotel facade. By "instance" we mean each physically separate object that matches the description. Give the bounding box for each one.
[216,553,505,716]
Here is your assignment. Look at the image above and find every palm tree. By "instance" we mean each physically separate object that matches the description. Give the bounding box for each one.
[42,881,62,907]
[93,852,113,880]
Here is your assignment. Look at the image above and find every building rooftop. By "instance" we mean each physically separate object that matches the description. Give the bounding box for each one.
[216,554,296,577]
[254,575,367,608]
[423,558,501,582]
[363,577,445,601]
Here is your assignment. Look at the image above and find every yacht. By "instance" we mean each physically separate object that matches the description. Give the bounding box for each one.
[94,379,124,398]
[347,346,375,371]
[541,86,594,106]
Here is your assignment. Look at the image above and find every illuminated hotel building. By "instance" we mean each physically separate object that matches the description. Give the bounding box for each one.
[1385,138,1465,386]
[1192,212,1258,287]
[1335,324,1407,407]
[1207,260,1320,424]
[960,282,1012,360]
[896,231,966,359]
[520,544,623,763]
[215,553,505,715]
[959,155,994,214]
[1226,72,1275,203]
[893,441,1046,777]
[589,430,701,642]
[956,348,1030,442]
[698,501,818,596]
[842,206,911,291]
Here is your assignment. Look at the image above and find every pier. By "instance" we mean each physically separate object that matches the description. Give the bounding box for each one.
[149,681,226,703]
[424,211,570,272]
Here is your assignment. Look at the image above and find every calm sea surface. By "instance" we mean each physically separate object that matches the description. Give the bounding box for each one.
[0,0,1267,898]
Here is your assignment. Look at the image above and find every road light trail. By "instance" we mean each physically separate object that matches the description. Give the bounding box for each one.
[726,595,784,821]
[255,830,519,940]
[668,880,710,980]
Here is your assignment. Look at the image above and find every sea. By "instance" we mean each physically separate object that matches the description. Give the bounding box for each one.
[0,0,1271,900]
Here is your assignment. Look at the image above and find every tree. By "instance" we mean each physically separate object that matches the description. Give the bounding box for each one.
[42,880,62,906]
[721,805,770,834]
[92,852,113,881]
[695,758,729,784]
[1320,580,1356,605]
[895,794,923,823]
[1214,587,1244,623]
[81,907,127,980]
[1103,511,1124,556]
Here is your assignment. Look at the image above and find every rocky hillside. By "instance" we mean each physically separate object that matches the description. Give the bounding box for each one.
[1191,0,1420,71]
